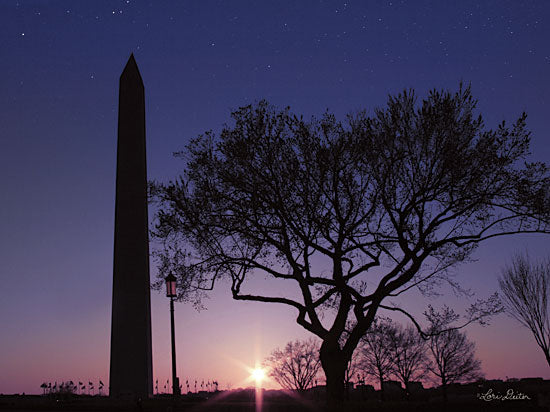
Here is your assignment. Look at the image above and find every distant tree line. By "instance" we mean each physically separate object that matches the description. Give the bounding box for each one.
[265,306,483,403]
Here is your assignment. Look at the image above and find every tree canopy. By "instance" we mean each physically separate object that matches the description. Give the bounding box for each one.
[151,85,550,401]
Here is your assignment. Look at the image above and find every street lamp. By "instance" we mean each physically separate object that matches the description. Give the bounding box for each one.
[165,273,181,396]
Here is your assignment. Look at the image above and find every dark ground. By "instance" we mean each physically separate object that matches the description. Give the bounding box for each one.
[0,393,547,412]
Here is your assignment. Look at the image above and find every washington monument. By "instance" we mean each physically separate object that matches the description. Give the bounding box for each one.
[109,54,153,398]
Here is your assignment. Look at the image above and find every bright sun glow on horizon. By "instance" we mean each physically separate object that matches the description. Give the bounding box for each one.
[251,368,266,384]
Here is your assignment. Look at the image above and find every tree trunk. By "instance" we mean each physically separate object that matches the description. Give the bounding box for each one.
[379,376,385,401]
[403,379,410,401]
[320,340,348,406]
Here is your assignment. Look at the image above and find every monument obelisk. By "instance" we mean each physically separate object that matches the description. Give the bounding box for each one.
[109,54,153,398]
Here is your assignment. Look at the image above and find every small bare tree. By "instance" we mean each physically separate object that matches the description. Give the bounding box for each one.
[340,323,365,396]
[344,350,362,393]
[425,307,483,402]
[499,253,550,367]
[359,317,396,400]
[264,338,322,391]
[388,324,428,393]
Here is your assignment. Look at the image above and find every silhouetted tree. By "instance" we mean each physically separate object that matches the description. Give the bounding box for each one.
[263,338,321,391]
[425,306,484,403]
[358,317,396,400]
[499,253,550,367]
[388,324,428,394]
[151,85,550,403]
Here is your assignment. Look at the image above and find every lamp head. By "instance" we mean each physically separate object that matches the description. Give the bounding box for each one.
[165,273,177,298]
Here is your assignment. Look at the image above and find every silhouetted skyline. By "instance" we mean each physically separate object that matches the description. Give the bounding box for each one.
[1,1,549,395]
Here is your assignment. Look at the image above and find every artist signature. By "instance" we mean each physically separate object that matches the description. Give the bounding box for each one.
[477,388,531,401]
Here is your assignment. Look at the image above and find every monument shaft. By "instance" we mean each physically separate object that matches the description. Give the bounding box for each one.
[109,55,153,398]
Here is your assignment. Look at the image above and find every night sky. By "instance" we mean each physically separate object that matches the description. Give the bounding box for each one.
[1,0,549,395]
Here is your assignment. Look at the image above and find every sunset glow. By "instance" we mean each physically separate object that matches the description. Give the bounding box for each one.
[251,368,266,385]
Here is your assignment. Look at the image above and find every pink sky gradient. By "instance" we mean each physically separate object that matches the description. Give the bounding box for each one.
[1,234,549,395]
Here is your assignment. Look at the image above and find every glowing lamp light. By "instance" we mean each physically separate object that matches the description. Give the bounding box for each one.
[165,273,177,298]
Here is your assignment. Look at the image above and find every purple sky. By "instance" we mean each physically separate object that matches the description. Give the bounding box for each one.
[1,0,549,395]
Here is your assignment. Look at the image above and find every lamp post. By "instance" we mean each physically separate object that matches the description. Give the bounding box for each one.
[165,273,181,396]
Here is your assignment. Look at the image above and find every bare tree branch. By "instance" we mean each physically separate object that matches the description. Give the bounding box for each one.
[499,252,550,367]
